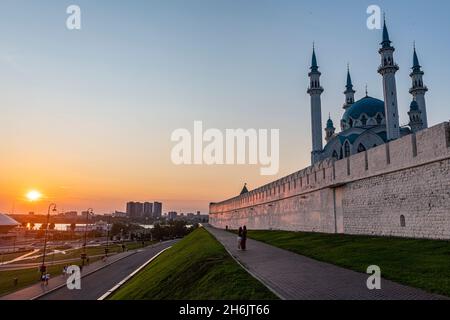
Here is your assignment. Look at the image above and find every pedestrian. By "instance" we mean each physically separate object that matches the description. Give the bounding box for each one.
[86,257,90,265]
[45,273,50,286]
[62,265,67,277]
[237,227,243,250]
[40,274,46,288]
[242,226,248,251]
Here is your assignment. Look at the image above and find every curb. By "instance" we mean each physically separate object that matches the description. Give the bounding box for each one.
[204,226,285,300]
[98,246,172,300]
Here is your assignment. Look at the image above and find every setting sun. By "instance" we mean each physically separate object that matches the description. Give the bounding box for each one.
[26,190,42,202]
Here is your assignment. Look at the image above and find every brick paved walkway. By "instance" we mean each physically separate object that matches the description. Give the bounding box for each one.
[205,226,445,300]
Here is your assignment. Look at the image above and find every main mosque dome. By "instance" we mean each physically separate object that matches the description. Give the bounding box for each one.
[341,96,385,130]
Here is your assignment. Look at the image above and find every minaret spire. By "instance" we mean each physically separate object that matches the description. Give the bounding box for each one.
[409,44,428,129]
[381,15,392,48]
[346,64,353,89]
[378,16,400,141]
[325,114,336,143]
[311,42,318,72]
[307,44,324,164]
[412,43,421,71]
[343,64,356,110]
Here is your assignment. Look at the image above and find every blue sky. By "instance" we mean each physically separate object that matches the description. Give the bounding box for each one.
[0,0,449,213]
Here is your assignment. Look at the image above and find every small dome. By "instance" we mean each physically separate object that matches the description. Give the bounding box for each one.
[410,100,419,111]
[342,96,385,128]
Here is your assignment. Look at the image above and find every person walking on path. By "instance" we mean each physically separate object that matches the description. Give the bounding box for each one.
[44,273,50,287]
[237,227,243,250]
[40,274,46,289]
[241,226,248,251]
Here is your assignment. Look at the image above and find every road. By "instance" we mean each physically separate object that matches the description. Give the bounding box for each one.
[37,240,177,300]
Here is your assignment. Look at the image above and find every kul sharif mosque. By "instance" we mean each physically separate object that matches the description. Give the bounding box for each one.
[309,19,429,164]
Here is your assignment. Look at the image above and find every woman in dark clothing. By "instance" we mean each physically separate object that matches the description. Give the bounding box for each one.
[241,226,248,250]
[237,227,243,250]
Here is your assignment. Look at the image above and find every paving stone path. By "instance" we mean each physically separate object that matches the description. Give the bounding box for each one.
[205,225,445,300]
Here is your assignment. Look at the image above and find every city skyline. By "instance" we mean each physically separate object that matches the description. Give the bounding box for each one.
[1,0,450,214]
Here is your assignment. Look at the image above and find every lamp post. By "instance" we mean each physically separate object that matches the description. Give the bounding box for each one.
[81,208,93,266]
[40,203,57,279]
[105,215,111,257]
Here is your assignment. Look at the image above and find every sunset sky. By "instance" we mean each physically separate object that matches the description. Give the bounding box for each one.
[1,0,450,214]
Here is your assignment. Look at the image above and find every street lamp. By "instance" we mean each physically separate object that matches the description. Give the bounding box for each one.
[40,203,57,279]
[81,208,93,266]
[105,215,111,257]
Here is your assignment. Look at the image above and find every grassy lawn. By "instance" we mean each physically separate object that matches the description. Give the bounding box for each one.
[0,250,33,263]
[246,230,450,297]
[110,228,277,300]
[0,262,73,297]
[8,242,149,265]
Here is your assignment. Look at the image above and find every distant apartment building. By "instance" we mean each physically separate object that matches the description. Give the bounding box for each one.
[81,211,95,219]
[126,202,144,218]
[168,211,178,220]
[173,212,209,223]
[153,202,162,218]
[64,211,78,218]
[112,211,128,218]
[143,202,153,217]
[126,201,163,220]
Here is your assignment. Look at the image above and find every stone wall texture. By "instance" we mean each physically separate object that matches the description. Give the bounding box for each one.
[209,122,450,240]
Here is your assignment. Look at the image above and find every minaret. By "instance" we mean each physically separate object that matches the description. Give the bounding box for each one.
[343,65,356,110]
[409,45,428,129]
[408,100,423,133]
[307,45,324,164]
[325,115,336,143]
[378,18,400,141]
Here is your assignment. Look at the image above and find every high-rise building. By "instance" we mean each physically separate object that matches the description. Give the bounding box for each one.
[153,202,162,219]
[136,202,143,217]
[143,202,153,217]
[126,202,134,217]
[126,202,144,218]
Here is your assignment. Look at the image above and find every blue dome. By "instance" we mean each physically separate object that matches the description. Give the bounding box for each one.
[342,96,385,124]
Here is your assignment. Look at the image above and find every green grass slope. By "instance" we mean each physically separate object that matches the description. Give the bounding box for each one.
[247,230,450,297]
[110,228,277,300]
